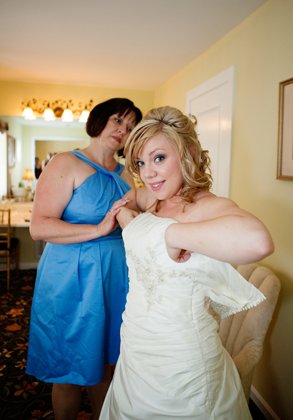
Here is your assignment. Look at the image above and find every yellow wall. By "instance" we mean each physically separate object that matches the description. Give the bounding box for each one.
[155,0,293,418]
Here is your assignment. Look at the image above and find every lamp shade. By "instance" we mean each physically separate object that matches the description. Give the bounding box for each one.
[79,109,90,123]
[43,107,55,121]
[22,169,34,181]
[62,108,74,122]
[23,107,36,120]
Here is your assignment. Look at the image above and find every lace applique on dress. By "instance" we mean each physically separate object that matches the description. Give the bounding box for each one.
[126,247,169,311]
[126,247,193,311]
[205,296,235,320]
[204,294,265,320]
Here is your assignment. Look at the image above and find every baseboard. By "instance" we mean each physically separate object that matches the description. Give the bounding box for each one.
[19,262,38,269]
[0,262,38,270]
[250,386,280,420]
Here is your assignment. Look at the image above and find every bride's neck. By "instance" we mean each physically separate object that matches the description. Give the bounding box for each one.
[154,197,184,219]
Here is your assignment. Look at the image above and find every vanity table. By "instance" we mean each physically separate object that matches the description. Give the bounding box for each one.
[1,202,42,268]
[9,202,33,227]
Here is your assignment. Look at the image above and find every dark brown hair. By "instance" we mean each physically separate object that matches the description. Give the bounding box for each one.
[86,98,142,138]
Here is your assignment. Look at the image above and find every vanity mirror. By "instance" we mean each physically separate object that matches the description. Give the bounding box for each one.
[0,115,90,196]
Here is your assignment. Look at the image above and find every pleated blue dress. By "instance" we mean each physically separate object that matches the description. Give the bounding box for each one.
[26,151,131,386]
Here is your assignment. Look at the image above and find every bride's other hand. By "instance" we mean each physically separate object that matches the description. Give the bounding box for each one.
[116,206,139,230]
[165,223,192,263]
[165,239,191,263]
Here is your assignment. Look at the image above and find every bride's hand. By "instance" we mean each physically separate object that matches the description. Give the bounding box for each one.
[166,244,191,263]
[116,206,139,230]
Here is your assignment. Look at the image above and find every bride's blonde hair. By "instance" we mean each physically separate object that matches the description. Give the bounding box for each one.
[124,106,213,205]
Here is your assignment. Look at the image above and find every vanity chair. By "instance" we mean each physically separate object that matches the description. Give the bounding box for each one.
[218,263,281,402]
[0,208,19,291]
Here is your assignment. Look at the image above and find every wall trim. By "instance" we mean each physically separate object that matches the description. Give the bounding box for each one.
[250,386,280,420]
[19,262,38,269]
[0,262,38,270]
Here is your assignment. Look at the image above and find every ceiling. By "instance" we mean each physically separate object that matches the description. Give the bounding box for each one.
[0,0,267,92]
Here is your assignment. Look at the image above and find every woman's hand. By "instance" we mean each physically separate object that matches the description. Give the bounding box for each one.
[98,198,130,236]
[116,206,139,230]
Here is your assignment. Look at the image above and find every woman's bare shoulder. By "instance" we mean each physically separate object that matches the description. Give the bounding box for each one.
[38,151,92,193]
[186,191,241,221]
[43,151,80,171]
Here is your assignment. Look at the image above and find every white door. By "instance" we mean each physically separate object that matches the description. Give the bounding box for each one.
[0,132,8,198]
[186,66,235,198]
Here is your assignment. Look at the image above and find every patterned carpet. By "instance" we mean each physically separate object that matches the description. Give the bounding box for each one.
[0,270,95,420]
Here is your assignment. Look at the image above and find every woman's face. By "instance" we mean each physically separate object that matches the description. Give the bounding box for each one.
[99,111,137,152]
[136,133,184,201]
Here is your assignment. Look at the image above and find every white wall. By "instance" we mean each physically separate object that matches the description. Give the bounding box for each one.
[0,132,8,197]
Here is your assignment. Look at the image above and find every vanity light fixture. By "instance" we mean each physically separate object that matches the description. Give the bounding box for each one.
[21,99,93,123]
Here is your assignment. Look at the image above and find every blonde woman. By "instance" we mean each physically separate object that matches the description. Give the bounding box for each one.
[99,106,274,420]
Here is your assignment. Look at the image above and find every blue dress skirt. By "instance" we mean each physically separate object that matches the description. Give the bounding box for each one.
[26,152,131,386]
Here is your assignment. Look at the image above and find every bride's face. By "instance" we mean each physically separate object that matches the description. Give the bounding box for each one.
[136,134,184,200]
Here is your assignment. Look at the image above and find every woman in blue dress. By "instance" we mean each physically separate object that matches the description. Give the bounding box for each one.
[26,98,142,420]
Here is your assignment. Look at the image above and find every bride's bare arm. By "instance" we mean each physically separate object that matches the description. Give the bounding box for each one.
[165,195,274,265]
[116,186,153,229]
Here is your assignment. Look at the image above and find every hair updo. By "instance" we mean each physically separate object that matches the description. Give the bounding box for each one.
[124,106,213,205]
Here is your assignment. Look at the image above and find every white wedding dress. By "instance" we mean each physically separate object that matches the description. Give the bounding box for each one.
[100,213,265,420]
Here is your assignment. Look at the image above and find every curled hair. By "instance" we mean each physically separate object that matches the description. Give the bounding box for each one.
[124,106,213,205]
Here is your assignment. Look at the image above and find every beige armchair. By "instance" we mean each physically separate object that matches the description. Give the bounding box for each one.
[219,263,281,402]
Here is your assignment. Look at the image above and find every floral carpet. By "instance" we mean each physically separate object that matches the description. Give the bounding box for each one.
[0,270,93,420]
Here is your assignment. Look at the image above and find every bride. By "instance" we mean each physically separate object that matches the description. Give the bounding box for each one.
[99,106,274,420]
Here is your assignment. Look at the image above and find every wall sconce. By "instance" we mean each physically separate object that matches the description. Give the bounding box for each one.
[21,99,93,123]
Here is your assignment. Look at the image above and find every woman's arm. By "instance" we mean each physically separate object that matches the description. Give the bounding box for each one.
[165,195,274,265]
[30,153,129,244]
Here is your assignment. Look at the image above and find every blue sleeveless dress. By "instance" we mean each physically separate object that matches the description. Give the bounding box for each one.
[26,151,131,386]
